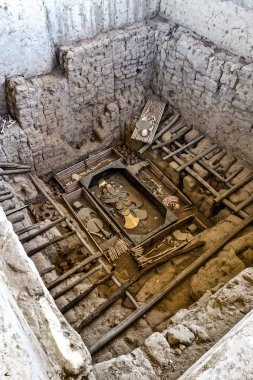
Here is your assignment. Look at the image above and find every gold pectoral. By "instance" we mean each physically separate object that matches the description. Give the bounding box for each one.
[120,209,140,229]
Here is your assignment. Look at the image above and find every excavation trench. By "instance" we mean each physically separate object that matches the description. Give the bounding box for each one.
[2,104,253,367]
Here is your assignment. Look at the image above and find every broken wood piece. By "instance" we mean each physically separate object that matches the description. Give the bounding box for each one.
[0,169,31,176]
[5,204,30,216]
[0,194,14,202]
[53,264,103,300]
[0,162,31,169]
[39,265,56,277]
[26,231,75,257]
[60,269,114,314]
[47,251,102,291]
[89,213,253,354]
[215,173,253,204]
[177,144,219,173]
[163,135,205,160]
[16,222,42,236]
[20,216,66,243]
[152,126,191,150]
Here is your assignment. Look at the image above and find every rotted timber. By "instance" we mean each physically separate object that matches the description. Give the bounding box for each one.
[20,216,66,243]
[60,269,114,314]
[53,264,103,300]
[26,231,75,257]
[214,174,253,204]
[39,265,56,276]
[47,251,102,291]
[152,126,191,150]
[89,213,253,354]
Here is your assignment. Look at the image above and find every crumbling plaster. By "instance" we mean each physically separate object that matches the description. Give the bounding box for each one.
[160,0,253,62]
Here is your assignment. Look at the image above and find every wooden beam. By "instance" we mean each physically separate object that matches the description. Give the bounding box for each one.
[26,231,75,257]
[234,193,253,213]
[47,251,102,291]
[163,135,205,160]
[152,126,191,150]
[53,264,102,300]
[20,216,66,243]
[89,213,253,354]
[215,174,253,204]
[60,270,114,314]
[177,145,218,173]
[39,265,56,277]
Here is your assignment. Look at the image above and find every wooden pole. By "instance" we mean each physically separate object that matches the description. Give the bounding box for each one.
[163,135,204,160]
[47,251,102,291]
[89,213,253,354]
[177,144,218,173]
[6,204,30,216]
[39,265,56,277]
[60,271,114,314]
[26,231,75,257]
[76,241,204,332]
[53,264,102,300]
[152,126,191,150]
[214,174,253,204]
[0,169,31,176]
[20,216,66,243]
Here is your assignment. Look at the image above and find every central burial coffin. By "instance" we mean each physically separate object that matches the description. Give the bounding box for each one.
[80,161,177,245]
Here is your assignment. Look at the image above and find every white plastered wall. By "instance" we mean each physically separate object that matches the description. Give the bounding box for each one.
[160,0,253,61]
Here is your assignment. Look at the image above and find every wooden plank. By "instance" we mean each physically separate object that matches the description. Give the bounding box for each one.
[26,231,75,257]
[47,252,102,291]
[89,213,253,354]
[177,145,218,173]
[163,135,205,160]
[20,216,66,243]
[152,126,191,150]
[214,174,253,204]
[53,264,102,300]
